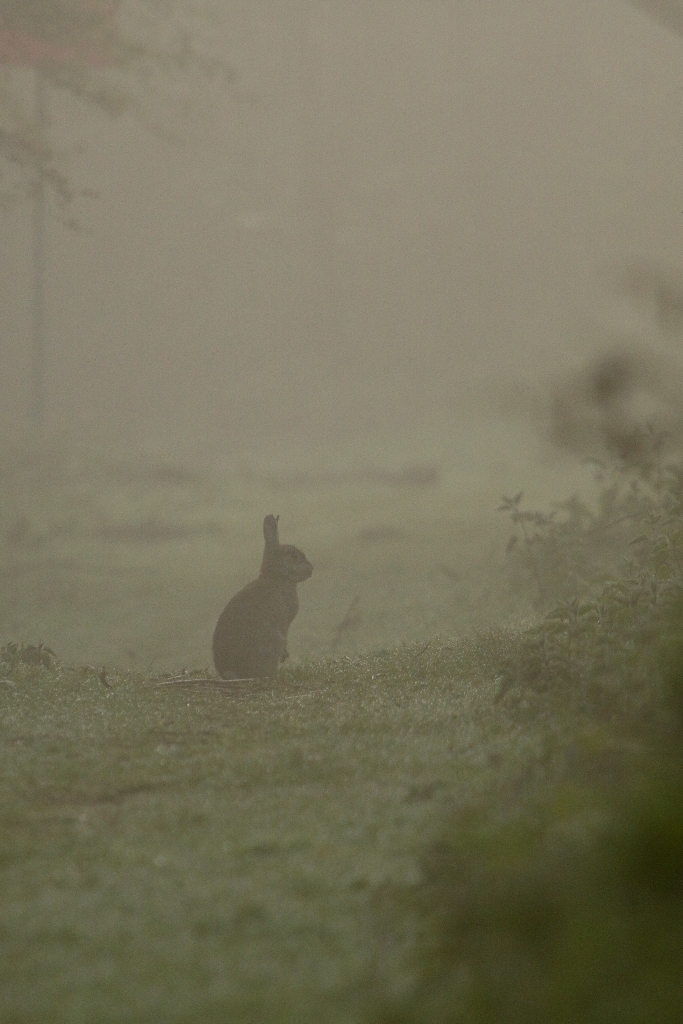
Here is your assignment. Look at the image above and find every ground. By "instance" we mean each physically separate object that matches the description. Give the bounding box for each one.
[1,432,678,1023]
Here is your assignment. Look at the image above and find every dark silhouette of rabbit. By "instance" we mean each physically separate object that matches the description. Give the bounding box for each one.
[212,514,313,679]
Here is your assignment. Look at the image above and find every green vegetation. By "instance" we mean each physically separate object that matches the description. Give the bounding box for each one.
[367,619,683,1024]
[370,437,683,1023]
[1,433,682,1021]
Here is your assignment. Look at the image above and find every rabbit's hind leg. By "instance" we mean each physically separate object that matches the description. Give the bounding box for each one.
[251,633,286,678]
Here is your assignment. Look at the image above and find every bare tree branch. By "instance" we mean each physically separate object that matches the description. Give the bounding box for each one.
[0,2,232,209]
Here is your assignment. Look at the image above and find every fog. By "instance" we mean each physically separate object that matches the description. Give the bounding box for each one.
[1,0,681,473]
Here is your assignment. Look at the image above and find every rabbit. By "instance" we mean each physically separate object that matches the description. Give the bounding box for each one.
[212,514,313,679]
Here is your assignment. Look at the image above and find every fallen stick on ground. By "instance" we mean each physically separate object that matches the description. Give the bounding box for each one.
[154,676,256,686]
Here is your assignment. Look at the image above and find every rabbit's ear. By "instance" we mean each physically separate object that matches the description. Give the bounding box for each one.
[263,514,280,549]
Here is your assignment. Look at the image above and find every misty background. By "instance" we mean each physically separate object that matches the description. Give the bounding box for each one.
[1,0,682,476]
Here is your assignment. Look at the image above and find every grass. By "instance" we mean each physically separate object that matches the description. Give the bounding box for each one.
[3,634,680,1023]
[1,639,527,1023]
[2,432,683,1022]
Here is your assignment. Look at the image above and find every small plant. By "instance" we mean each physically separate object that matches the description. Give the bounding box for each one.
[0,641,56,672]
[500,452,683,613]
[491,440,683,734]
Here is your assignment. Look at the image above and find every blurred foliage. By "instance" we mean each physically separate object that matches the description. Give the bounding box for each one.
[626,0,683,40]
[371,759,683,1023]
[366,445,683,1023]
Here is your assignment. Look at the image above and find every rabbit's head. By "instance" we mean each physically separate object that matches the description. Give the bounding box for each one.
[261,514,313,582]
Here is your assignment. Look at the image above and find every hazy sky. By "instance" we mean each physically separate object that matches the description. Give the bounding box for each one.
[1,0,682,464]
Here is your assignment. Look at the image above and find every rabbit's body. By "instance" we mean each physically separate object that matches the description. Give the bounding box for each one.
[212,515,312,679]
